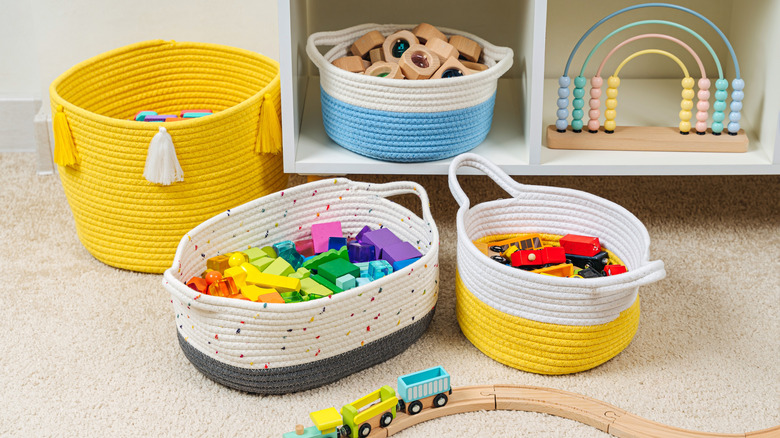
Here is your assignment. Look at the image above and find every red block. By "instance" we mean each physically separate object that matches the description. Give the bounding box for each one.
[295,239,315,257]
[559,234,601,257]
[604,265,627,276]
[542,246,566,264]
[511,249,544,267]
[186,277,208,293]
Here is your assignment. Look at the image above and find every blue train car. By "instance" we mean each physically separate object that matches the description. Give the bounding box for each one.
[396,366,451,415]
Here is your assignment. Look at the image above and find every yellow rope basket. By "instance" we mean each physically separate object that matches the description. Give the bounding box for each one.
[49,40,287,273]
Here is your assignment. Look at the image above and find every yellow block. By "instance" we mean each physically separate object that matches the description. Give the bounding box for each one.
[223,266,247,288]
[249,257,274,272]
[531,263,574,277]
[301,278,332,296]
[239,284,277,301]
[241,262,264,284]
[247,271,301,292]
[310,407,342,432]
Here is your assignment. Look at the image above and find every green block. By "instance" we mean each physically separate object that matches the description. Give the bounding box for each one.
[244,247,267,262]
[264,257,294,276]
[318,258,359,284]
[249,256,274,272]
[260,246,277,258]
[289,267,311,279]
[310,274,343,294]
[301,277,332,296]
[302,247,349,270]
[280,291,304,303]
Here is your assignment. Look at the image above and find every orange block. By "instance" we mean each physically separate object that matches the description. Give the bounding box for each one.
[186,277,208,293]
[258,291,285,304]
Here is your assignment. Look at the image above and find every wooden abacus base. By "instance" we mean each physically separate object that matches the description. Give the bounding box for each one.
[546,125,749,153]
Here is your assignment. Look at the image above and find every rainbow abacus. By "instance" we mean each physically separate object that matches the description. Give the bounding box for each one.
[548,3,748,152]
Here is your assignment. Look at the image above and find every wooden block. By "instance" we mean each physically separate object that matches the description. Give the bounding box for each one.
[362,59,371,71]
[351,30,385,58]
[546,125,749,152]
[424,38,459,64]
[461,60,489,72]
[332,56,367,73]
[383,30,419,63]
[431,57,472,79]
[385,385,495,436]
[398,44,440,80]
[369,48,385,64]
[412,22,447,44]
[365,62,404,79]
[448,34,482,62]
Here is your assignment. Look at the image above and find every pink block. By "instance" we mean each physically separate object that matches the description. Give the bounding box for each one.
[311,221,343,254]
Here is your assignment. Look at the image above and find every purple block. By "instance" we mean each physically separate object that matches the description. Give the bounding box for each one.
[381,241,423,266]
[361,228,402,256]
[348,241,376,263]
[311,221,343,254]
[355,225,372,242]
[328,236,348,251]
[144,115,177,122]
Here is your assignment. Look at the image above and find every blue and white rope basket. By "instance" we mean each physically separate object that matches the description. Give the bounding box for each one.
[306,23,514,162]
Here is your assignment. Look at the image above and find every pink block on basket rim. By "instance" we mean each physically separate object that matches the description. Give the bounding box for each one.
[311,221,343,254]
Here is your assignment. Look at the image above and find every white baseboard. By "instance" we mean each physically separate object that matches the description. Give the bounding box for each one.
[0,97,40,152]
[34,105,55,175]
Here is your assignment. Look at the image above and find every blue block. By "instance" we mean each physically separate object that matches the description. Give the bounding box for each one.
[368,260,393,280]
[392,257,420,272]
[355,277,371,287]
[328,237,348,252]
[278,248,304,270]
[273,240,295,255]
[335,274,356,290]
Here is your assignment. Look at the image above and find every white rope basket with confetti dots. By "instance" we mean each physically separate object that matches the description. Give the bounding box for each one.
[162,178,439,394]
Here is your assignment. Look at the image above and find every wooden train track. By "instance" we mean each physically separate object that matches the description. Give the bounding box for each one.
[364,385,778,438]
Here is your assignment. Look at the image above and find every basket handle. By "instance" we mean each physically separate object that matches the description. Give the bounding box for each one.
[364,180,436,229]
[448,152,524,209]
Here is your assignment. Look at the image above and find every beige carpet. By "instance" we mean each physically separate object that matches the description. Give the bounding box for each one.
[1,152,778,437]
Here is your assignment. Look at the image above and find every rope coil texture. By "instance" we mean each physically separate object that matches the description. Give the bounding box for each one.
[307,23,514,162]
[49,40,286,273]
[449,153,665,374]
[162,178,440,393]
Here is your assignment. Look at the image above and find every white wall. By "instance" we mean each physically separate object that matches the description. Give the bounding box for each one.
[0,1,41,97]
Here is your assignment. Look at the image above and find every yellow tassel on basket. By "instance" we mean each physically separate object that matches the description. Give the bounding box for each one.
[53,105,79,167]
[255,93,282,154]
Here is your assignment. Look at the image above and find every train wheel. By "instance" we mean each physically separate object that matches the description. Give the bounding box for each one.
[340,424,352,438]
[396,399,406,413]
[380,412,393,427]
[408,400,423,415]
[433,393,449,408]
[358,423,371,437]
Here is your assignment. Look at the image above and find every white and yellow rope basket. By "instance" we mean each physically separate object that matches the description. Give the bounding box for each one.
[49,40,287,273]
[449,153,666,374]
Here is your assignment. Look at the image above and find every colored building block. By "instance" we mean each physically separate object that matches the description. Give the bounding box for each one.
[143,115,177,122]
[278,248,304,270]
[180,109,212,116]
[350,30,386,58]
[559,234,601,257]
[206,255,230,274]
[207,277,238,297]
[273,240,296,255]
[289,267,311,279]
[310,407,343,435]
[258,291,285,304]
[328,236,348,252]
[317,258,360,284]
[511,249,544,267]
[223,266,248,288]
[368,260,393,280]
[354,262,370,278]
[335,274,356,290]
[381,241,423,266]
[243,247,267,262]
[311,221,343,254]
[239,262,264,283]
[134,110,157,121]
[355,225,372,242]
[259,246,277,258]
[348,241,376,263]
[300,277,332,297]
[302,247,349,271]
[361,228,402,256]
[249,256,274,272]
[355,277,371,288]
[164,117,184,122]
[448,34,482,62]
[532,263,574,277]
[264,257,294,277]
[186,277,208,293]
[245,271,301,292]
[542,246,567,265]
[566,251,610,272]
[239,284,277,301]
[280,291,304,303]
[392,257,419,271]
[228,252,248,267]
[310,274,343,294]
[181,112,212,118]
[604,264,627,276]
[295,239,315,257]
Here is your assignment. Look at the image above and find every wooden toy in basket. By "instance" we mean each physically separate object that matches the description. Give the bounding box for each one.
[448,153,666,374]
[306,23,513,163]
[163,178,439,394]
[547,3,748,152]
[49,40,286,273]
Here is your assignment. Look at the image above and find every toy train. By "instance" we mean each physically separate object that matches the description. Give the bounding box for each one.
[283,366,452,438]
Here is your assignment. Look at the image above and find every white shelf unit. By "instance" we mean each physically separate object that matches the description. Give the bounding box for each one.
[279,0,780,175]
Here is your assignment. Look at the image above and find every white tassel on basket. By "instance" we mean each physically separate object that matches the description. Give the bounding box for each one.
[144,126,184,185]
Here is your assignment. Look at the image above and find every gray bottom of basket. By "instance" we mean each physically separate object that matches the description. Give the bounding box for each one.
[177,307,435,394]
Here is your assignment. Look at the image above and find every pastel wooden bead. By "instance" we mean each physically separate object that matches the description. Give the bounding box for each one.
[398,44,440,80]
[460,60,488,72]
[559,76,571,87]
[431,57,472,79]
[587,120,600,131]
[681,77,695,89]
[369,48,385,64]
[715,90,728,100]
[681,100,693,110]
[732,78,745,90]
[604,120,616,131]
[351,30,386,58]
[698,78,711,90]
[332,56,368,73]
[573,88,585,98]
[607,76,620,88]
[590,88,601,98]
[679,121,691,132]
[571,119,584,131]
[712,112,725,122]
[731,90,744,101]
[696,100,709,111]
[591,76,603,87]
[681,88,695,100]
[605,88,618,99]
[412,22,447,44]
[730,101,742,111]
[605,99,617,110]
[715,78,729,90]
[365,61,404,79]
[589,99,600,109]
[696,111,708,121]
[697,89,710,100]
[572,109,584,120]
[679,110,692,121]
[383,30,419,63]
[425,38,459,64]
[589,109,600,119]
[605,109,617,120]
[572,99,584,109]
[696,121,708,132]
[448,34,482,62]
[713,101,727,111]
